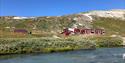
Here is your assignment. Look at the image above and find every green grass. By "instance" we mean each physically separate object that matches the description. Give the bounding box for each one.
[0,36,123,54]
[88,36,123,47]
[93,17,125,36]
[0,38,95,54]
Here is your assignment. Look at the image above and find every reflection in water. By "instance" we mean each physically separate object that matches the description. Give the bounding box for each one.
[0,48,125,63]
[123,53,125,59]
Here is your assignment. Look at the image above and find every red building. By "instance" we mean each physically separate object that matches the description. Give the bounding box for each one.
[14,29,28,34]
[61,28,73,36]
[61,28,105,36]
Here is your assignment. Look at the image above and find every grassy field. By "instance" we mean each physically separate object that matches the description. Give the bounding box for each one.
[0,37,95,54]
[0,36,123,54]
[0,16,124,54]
[93,17,125,36]
[0,16,125,37]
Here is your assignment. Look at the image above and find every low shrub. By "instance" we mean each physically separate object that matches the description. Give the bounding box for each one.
[90,37,123,47]
[0,38,95,54]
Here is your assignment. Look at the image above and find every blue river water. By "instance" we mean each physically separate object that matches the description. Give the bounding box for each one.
[0,47,125,63]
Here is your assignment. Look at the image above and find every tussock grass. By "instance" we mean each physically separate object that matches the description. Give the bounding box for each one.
[93,17,125,36]
[0,38,95,54]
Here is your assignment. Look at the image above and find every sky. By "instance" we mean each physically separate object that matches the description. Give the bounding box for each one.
[0,0,125,16]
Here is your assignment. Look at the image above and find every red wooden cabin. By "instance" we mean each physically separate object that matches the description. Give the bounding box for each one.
[14,29,28,34]
[61,28,105,36]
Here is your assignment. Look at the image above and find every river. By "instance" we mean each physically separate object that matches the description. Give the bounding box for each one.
[0,47,125,63]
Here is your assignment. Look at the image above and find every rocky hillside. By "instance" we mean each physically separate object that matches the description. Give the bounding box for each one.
[0,9,125,37]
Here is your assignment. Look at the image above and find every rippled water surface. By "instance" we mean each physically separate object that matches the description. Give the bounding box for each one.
[0,48,125,63]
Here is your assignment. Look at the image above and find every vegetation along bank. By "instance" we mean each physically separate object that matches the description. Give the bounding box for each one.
[0,37,123,55]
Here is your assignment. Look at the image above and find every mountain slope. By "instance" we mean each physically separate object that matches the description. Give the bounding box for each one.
[0,9,125,37]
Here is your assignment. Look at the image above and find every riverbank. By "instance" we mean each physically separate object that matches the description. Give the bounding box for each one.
[0,37,123,55]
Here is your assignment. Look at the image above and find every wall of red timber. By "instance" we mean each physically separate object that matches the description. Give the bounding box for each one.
[61,28,105,36]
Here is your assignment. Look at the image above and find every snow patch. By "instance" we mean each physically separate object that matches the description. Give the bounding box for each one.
[83,14,93,21]
[87,10,125,20]
[13,17,35,19]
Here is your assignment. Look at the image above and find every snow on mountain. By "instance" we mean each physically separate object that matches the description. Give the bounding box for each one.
[71,9,125,28]
[11,9,125,20]
[13,17,35,19]
[80,9,125,20]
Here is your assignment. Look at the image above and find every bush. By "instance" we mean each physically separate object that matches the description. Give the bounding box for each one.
[0,38,95,54]
[90,37,123,47]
